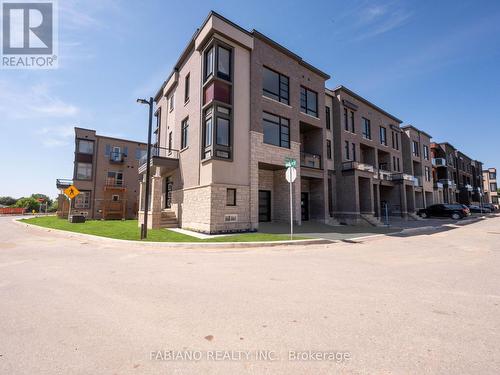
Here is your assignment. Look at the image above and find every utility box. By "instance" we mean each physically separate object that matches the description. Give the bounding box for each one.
[69,215,86,223]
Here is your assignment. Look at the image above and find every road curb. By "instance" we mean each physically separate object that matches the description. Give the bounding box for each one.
[13,219,334,248]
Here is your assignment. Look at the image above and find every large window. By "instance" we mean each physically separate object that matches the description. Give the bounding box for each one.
[107,171,123,186]
[379,126,387,145]
[77,140,94,154]
[491,183,498,192]
[263,112,290,148]
[74,191,90,209]
[423,145,429,160]
[326,139,332,159]
[425,166,431,182]
[351,143,356,162]
[204,43,232,82]
[262,67,289,104]
[300,86,318,117]
[76,163,92,180]
[344,108,348,131]
[325,106,331,129]
[203,106,232,160]
[204,46,214,81]
[362,118,371,139]
[168,92,174,111]
[216,117,230,146]
[181,118,189,149]
[204,111,213,148]
[412,141,420,156]
[489,171,496,180]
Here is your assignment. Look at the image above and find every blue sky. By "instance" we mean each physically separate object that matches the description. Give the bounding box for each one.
[1,0,500,198]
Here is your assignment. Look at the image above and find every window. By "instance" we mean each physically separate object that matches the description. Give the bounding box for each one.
[107,171,123,186]
[169,92,174,111]
[351,143,356,162]
[300,86,318,117]
[216,117,230,146]
[391,131,399,150]
[181,118,189,149]
[344,108,348,131]
[423,145,429,160]
[412,141,420,156]
[77,140,93,154]
[217,46,231,81]
[135,148,145,160]
[379,127,387,145]
[74,191,90,209]
[204,46,214,81]
[425,166,431,182]
[226,188,236,206]
[491,183,498,192]
[76,163,92,180]
[204,113,213,148]
[262,67,289,104]
[362,118,371,139]
[326,140,332,159]
[489,172,496,180]
[344,141,350,160]
[112,194,120,202]
[350,111,355,133]
[168,132,172,152]
[263,112,290,148]
[184,74,190,102]
[325,106,331,129]
[397,158,401,171]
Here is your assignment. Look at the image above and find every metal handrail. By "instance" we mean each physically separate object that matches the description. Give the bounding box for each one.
[300,152,322,169]
[139,146,180,167]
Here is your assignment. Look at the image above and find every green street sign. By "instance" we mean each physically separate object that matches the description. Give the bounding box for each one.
[285,158,296,168]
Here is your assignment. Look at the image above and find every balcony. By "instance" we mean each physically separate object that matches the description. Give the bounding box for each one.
[138,146,180,174]
[109,151,125,163]
[300,152,322,169]
[56,179,73,189]
[434,182,444,189]
[104,178,125,190]
[464,184,473,192]
[342,161,374,173]
[413,176,423,187]
[377,169,392,181]
[432,158,446,167]
[438,179,456,189]
[390,173,416,182]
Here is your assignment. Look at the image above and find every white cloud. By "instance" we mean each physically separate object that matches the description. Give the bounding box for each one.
[36,125,75,148]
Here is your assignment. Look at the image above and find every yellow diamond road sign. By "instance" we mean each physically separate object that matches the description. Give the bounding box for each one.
[64,185,80,200]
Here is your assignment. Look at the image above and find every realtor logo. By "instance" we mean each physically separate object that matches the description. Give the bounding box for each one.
[1,0,58,68]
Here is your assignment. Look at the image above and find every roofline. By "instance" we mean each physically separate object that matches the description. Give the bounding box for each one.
[251,30,330,80]
[332,85,402,124]
[74,127,147,145]
[154,11,331,99]
[401,125,432,139]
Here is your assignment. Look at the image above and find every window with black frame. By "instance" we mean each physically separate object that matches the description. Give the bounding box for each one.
[262,67,289,104]
[300,86,318,117]
[379,126,387,145]
[181,118,189,149]
[325,106,331,129]
[263,112,290,148]
[202,106,232,160]
[204,43,232,83]
[362,118,371,139]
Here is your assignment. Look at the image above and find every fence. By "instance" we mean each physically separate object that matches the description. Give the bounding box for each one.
[0,207,25,215]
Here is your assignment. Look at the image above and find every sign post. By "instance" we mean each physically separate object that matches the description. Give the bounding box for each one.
[64,185,80,221]
[285,158,297,240]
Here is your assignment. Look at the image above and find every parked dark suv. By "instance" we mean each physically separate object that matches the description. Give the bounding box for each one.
[418,204,470,220]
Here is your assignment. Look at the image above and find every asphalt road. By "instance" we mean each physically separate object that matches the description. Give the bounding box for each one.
[1,216,499,374]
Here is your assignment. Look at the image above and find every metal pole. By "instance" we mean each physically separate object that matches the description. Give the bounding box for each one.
[142,97,154,239]
[67,197,71,221]
[289,178,293,240]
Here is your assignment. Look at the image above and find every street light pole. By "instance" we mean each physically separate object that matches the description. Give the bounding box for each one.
[137,97,154,239]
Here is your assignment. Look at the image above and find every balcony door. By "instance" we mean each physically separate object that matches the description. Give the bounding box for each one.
[258,190,271,222]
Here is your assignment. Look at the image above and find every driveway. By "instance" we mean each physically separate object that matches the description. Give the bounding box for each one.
[1,216,500,374]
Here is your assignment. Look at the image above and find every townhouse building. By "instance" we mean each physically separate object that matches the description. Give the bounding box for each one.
[483,168,498,206]
[431,142,458,204]
[401,125,437,209]
[471,160,483,203]
[329,86,419,224]
[137,11,330,233]
[56,128,147,219]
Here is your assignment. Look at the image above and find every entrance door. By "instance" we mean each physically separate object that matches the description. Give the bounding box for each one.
[259,190,271,222]
[165,176,173,209]
[301,192,309,221]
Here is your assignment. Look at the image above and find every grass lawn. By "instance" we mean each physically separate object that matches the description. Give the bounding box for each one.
[20,217,307,243]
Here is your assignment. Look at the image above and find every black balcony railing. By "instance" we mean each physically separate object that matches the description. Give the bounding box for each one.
[56,178,73,189]
[139,146,180,168]
[109,151,125,163]
[300,152,322,169]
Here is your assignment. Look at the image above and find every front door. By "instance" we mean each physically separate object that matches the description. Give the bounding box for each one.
[259,190,271,222]
[165,176,173,209]
[301,192,309,221]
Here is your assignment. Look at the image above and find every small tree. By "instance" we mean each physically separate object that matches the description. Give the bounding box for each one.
[0,196,17,206]
[30,193,53,207]
[13,197,40,212]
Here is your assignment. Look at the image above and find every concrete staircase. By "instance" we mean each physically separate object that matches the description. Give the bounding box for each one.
[408,212,423,221]
[360,214,385,227]
[159,210,178,228]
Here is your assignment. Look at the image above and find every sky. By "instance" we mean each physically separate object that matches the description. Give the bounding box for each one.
[1,0,500,198]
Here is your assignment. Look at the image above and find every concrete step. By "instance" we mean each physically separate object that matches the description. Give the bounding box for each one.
[360,214,385,227]
[408,212,423,221]
[161,223,179,228]
[160,218,178,223]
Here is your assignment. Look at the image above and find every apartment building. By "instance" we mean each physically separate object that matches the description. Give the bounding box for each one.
[137,11,332,232]
[456,151,474,205]
[431,142,458,204]
[483,168,498,206]
[329,86,420,224]
[56,128,147,219]
[401,125,437,209]
[471,160,483,203]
